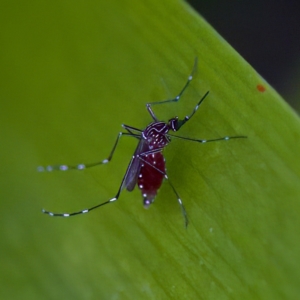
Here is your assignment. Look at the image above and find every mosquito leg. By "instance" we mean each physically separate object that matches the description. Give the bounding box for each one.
[165,174,188,228]
[148,57,198,106]
[167,134,247,143]
[146,57,198,121]
[174,90,209,131]
[42,196,117,217]
[42,154,137,217]
[122,124,142,135]
[37,131,136,172]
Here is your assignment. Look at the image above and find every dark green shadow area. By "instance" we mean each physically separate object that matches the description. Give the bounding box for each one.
[1,1,300,299]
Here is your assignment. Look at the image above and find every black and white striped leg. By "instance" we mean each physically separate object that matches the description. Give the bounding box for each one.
[167,134,247,144]
[146,57,198,121]
[42,154,137,217]
[37,132,136,172]
[42,197,118,217]
[165,174,188,228]
[174,91,209,130]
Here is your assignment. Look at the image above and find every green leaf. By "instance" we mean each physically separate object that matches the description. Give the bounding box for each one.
[1,0,300,299]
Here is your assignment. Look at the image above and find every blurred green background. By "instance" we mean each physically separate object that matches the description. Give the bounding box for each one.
[1,0,300,299]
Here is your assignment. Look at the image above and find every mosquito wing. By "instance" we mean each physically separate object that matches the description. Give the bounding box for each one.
[125,138,149,192]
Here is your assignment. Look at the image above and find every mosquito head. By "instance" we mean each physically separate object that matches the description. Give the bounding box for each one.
[168,116,186,132]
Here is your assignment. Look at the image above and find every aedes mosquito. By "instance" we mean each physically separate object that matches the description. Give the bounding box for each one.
[39,58,246,227]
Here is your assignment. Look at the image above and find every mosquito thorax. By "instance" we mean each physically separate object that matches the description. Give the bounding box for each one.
[142,121,171,149]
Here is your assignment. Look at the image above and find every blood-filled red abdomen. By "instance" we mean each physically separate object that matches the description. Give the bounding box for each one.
[137,152,165,208]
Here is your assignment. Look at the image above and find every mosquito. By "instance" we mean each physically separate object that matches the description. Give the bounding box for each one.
[39,58,246,227]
